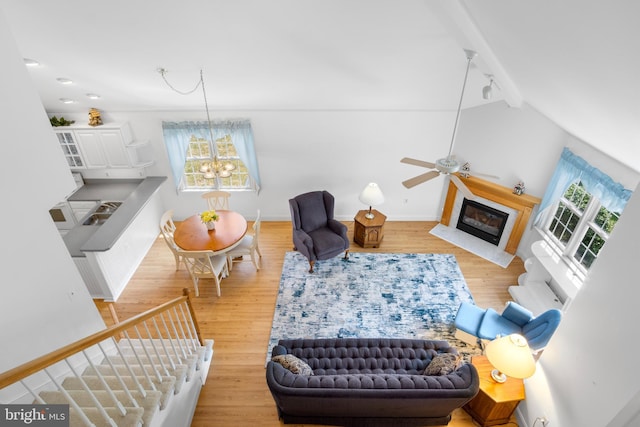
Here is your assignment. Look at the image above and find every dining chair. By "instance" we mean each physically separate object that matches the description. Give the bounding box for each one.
[159,209,184,270]
[180,250,229,297]
[202,191,231,211]
[226,209,262,271]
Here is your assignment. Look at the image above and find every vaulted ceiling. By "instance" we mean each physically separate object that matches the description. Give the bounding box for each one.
[2,0,639,171]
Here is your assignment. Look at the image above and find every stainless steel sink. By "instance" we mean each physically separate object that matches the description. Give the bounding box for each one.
[94,201,122,214]
[82,201,122,225]
[83,213,112,226]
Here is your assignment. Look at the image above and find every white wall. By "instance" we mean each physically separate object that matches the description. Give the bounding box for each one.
[517,181,640,427]
[49,100,578,228]
[0,10,105,375]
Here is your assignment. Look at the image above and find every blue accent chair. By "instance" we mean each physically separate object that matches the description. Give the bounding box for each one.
[454,301,562,351]
[289,191,350,273]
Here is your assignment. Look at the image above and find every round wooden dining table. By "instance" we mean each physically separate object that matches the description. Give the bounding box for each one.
[174,210,248,253]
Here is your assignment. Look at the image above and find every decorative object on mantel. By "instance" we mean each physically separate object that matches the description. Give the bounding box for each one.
[358,182,385,219]
[88,108,103,126]
[49,116,75,127]
[200,210,219,230]
[157,67,235,179]
[513,181,525,195]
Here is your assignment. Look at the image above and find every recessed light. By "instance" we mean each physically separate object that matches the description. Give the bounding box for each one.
[23,58,40,67]
[56,77,73,85]
[59,98,75,104]
[86,93,101,100]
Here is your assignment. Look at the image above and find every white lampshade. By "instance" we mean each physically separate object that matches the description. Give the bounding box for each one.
[485,333,536,382]
[359,183,385,206]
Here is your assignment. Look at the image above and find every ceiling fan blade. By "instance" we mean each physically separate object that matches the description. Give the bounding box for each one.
[450,174,476,200]
[400,157,436,169]
[402,170,440,189]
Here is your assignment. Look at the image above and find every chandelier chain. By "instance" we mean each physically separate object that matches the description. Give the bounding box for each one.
[157,68,202,95]
[158,67,234,180]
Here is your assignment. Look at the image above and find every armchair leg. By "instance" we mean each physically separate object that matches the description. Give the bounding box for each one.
[344,250,349,260]
[308,260,315,273]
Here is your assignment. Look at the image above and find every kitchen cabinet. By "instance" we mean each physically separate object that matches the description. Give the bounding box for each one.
[75,124,133,168]
[54,130,85,169]
[54,122,153,170]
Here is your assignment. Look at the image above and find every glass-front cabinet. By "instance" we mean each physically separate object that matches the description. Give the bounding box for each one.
[55,130,85,169]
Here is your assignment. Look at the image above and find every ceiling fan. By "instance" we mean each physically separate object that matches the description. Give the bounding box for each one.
[401,48,493,200]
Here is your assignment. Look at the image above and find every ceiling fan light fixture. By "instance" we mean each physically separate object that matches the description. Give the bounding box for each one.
[482,83,493,100]
[435,157,461,174]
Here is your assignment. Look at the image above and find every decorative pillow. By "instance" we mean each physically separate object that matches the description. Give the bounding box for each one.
[423,353,462,376]
[272,354,314,375]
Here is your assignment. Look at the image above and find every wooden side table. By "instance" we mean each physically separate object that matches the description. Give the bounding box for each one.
[353,209,386,248]
[464,355,525,426]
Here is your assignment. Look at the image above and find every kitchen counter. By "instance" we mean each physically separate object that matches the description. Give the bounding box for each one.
[63,177,167,257]
[68,179,143,202]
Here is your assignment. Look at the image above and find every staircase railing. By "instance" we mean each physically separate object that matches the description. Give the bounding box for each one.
[0,288,205,427]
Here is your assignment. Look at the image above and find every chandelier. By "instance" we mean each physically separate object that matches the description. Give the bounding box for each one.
[158,68,235,180]
[200,157,235,179]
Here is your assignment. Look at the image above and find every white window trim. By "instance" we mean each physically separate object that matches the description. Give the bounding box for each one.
[541,190,612,279]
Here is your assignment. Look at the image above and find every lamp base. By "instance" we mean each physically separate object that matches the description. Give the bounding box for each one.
[491,369,507,383]
[365,206,375,219]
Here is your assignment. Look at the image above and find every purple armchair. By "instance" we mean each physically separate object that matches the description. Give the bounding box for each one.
[289,191,350,272]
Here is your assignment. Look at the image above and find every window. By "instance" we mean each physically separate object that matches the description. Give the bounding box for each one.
[162,119,261,193]
[537,148,631,278]
[546,181,621,271]
[183,135,252,190]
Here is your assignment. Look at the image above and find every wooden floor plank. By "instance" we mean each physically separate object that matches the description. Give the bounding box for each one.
[97,220,523,426]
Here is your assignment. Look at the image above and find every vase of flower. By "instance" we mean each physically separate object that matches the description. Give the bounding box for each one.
[200,210,220,231]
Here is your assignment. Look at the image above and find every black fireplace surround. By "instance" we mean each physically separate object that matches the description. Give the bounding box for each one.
[456,198,509,246]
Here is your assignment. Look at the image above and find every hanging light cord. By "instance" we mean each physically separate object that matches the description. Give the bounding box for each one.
[158,68,218,156]
[157,67,201,95]
[199,69,216,147]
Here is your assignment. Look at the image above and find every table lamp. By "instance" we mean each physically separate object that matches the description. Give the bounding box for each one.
[484,333,536,383]
[359,183,385,219]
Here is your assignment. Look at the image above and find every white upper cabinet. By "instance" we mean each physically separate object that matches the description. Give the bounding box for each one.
[53,122,153,170]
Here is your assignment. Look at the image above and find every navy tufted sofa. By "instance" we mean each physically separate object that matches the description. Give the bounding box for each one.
[266,338,479,426]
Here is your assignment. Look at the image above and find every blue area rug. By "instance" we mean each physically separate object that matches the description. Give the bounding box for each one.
[267,252,480,364]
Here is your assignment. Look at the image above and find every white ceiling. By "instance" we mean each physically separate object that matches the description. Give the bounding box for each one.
[2,0,639,171]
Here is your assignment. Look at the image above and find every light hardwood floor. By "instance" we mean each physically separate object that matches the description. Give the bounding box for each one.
[96,220,524,426]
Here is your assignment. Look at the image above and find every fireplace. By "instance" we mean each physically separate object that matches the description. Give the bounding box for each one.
[456,198,509,246]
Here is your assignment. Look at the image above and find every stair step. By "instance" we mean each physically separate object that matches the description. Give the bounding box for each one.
[118,346,206,371]
[39,389,160,426]
[99,358,190,392]
[62,375,175,410]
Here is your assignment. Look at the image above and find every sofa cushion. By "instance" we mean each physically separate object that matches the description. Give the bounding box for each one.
[423,353,462,376]
[272,354,314,375]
